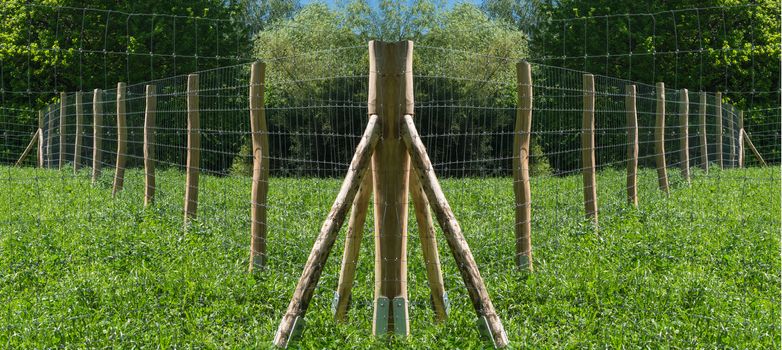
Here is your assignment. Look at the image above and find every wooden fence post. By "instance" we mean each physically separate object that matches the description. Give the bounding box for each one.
[715,92,723,169]
[46,104,54,168]
[699,92,709,172]
[728,105,736,168]
[59,92,66,169]
[369,41,412,337]
[73,91,83,173]
[582,74,598,223]
[112,82,127,196]
[37,110,44,168]
[738,110,744,168]
[743,129,767,166]
[184,74,200,224]
[625,85,638,207]
[144,85,157,207]
[249,62,269,270]
[655,82,669,193]
[92,89,103,183]
[679,89,690,184]
[514,61,533,270]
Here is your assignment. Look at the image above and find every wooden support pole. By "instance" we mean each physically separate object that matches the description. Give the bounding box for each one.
[37,110,44,168]
[738,110,744,168]
[582,74,598,221]
[655,82,669,193]
[273,115,382,349]
[334,173,373,321]
[513,61,533,270]
[92,89,103,183]
[144,85,157,207]
[409,170,448,321]
[728,105,736,168]
[679,89,690,183]
[46,105,54,168]
[368,40,413,337]
[625,85,638,207]
[59,92,66,169]
[184,74,200,223]
[249,62,270,270]
[743,129,767,166]
[699,92,709,172]
[15,130,40,166]
[112,83,127,196]
[400,114,509,348]
[715,92,723,169]
[73,91,83,173]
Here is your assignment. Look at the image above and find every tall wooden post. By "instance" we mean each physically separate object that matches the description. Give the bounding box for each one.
[679,89,690,184]
[37,110,44,168]
[112,83,127,196]
[699,92,709,172]
[655,82,669,193]
[144,85,157,206]
[46,104,54,168]
[92,89,103,183]
[729,105,736,168]
[514,61,533,270]
[582,74,598,222]
[625,85,638,207]
[368,40,413,337]
[715,92,723,169]
[184,74,200,223]
[59,92,66,169]
[73,91,83,173]
[249,62,270,270]
[738,110,744,168]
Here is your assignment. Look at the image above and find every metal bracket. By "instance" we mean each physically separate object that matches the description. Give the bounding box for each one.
[276,316,304,345]
[476,316,497,348]
[373,296,390,336]
[392,297,408,336]
[516,254,530,270]
[332,291,352,317]
[429,292,450,317]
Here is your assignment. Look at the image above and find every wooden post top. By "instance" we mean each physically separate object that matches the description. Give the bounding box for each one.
[367,41,414,117]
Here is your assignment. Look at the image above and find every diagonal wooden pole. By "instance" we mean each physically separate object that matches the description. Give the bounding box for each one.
[273,115,382,348]
[400,114,509,348]
[15,130,40,166]
[334,173,373,321]
[742,129,767,167]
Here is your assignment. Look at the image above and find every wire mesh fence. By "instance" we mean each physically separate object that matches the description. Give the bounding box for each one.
[0,36,779,348]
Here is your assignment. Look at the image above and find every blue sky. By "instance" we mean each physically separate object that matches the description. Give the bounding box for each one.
[301,0,480,10]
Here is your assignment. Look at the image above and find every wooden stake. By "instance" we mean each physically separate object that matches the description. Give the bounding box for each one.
[738,110,744,168]
[15,130,40,166]
[409,169,448,321]
[92,89,103,183]
[715,92,723,169]
[249,62,270,270]
[144,85,157,207]
[273,115,382,348]
[46,105,54,168]
[743,129,767,166]
[400,114,509,348]
[112,83,127,196]
[582,74,598,221]
[699,92,709,172]
[679,89,690,184]
[368,40,413,336]
[73,91,83,173]
[59,92,66,169]
[728,105,736,168]
[334,173,373,321]
[625,85,638,207]
[37,110,44,168]
[655,82,669,193]
[184,74,200,223]
[514,61,533,270]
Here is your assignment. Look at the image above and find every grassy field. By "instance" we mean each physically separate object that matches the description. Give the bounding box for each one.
[0,165,779,348]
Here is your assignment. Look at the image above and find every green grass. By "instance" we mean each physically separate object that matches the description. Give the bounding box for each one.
[1,165,779,348]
